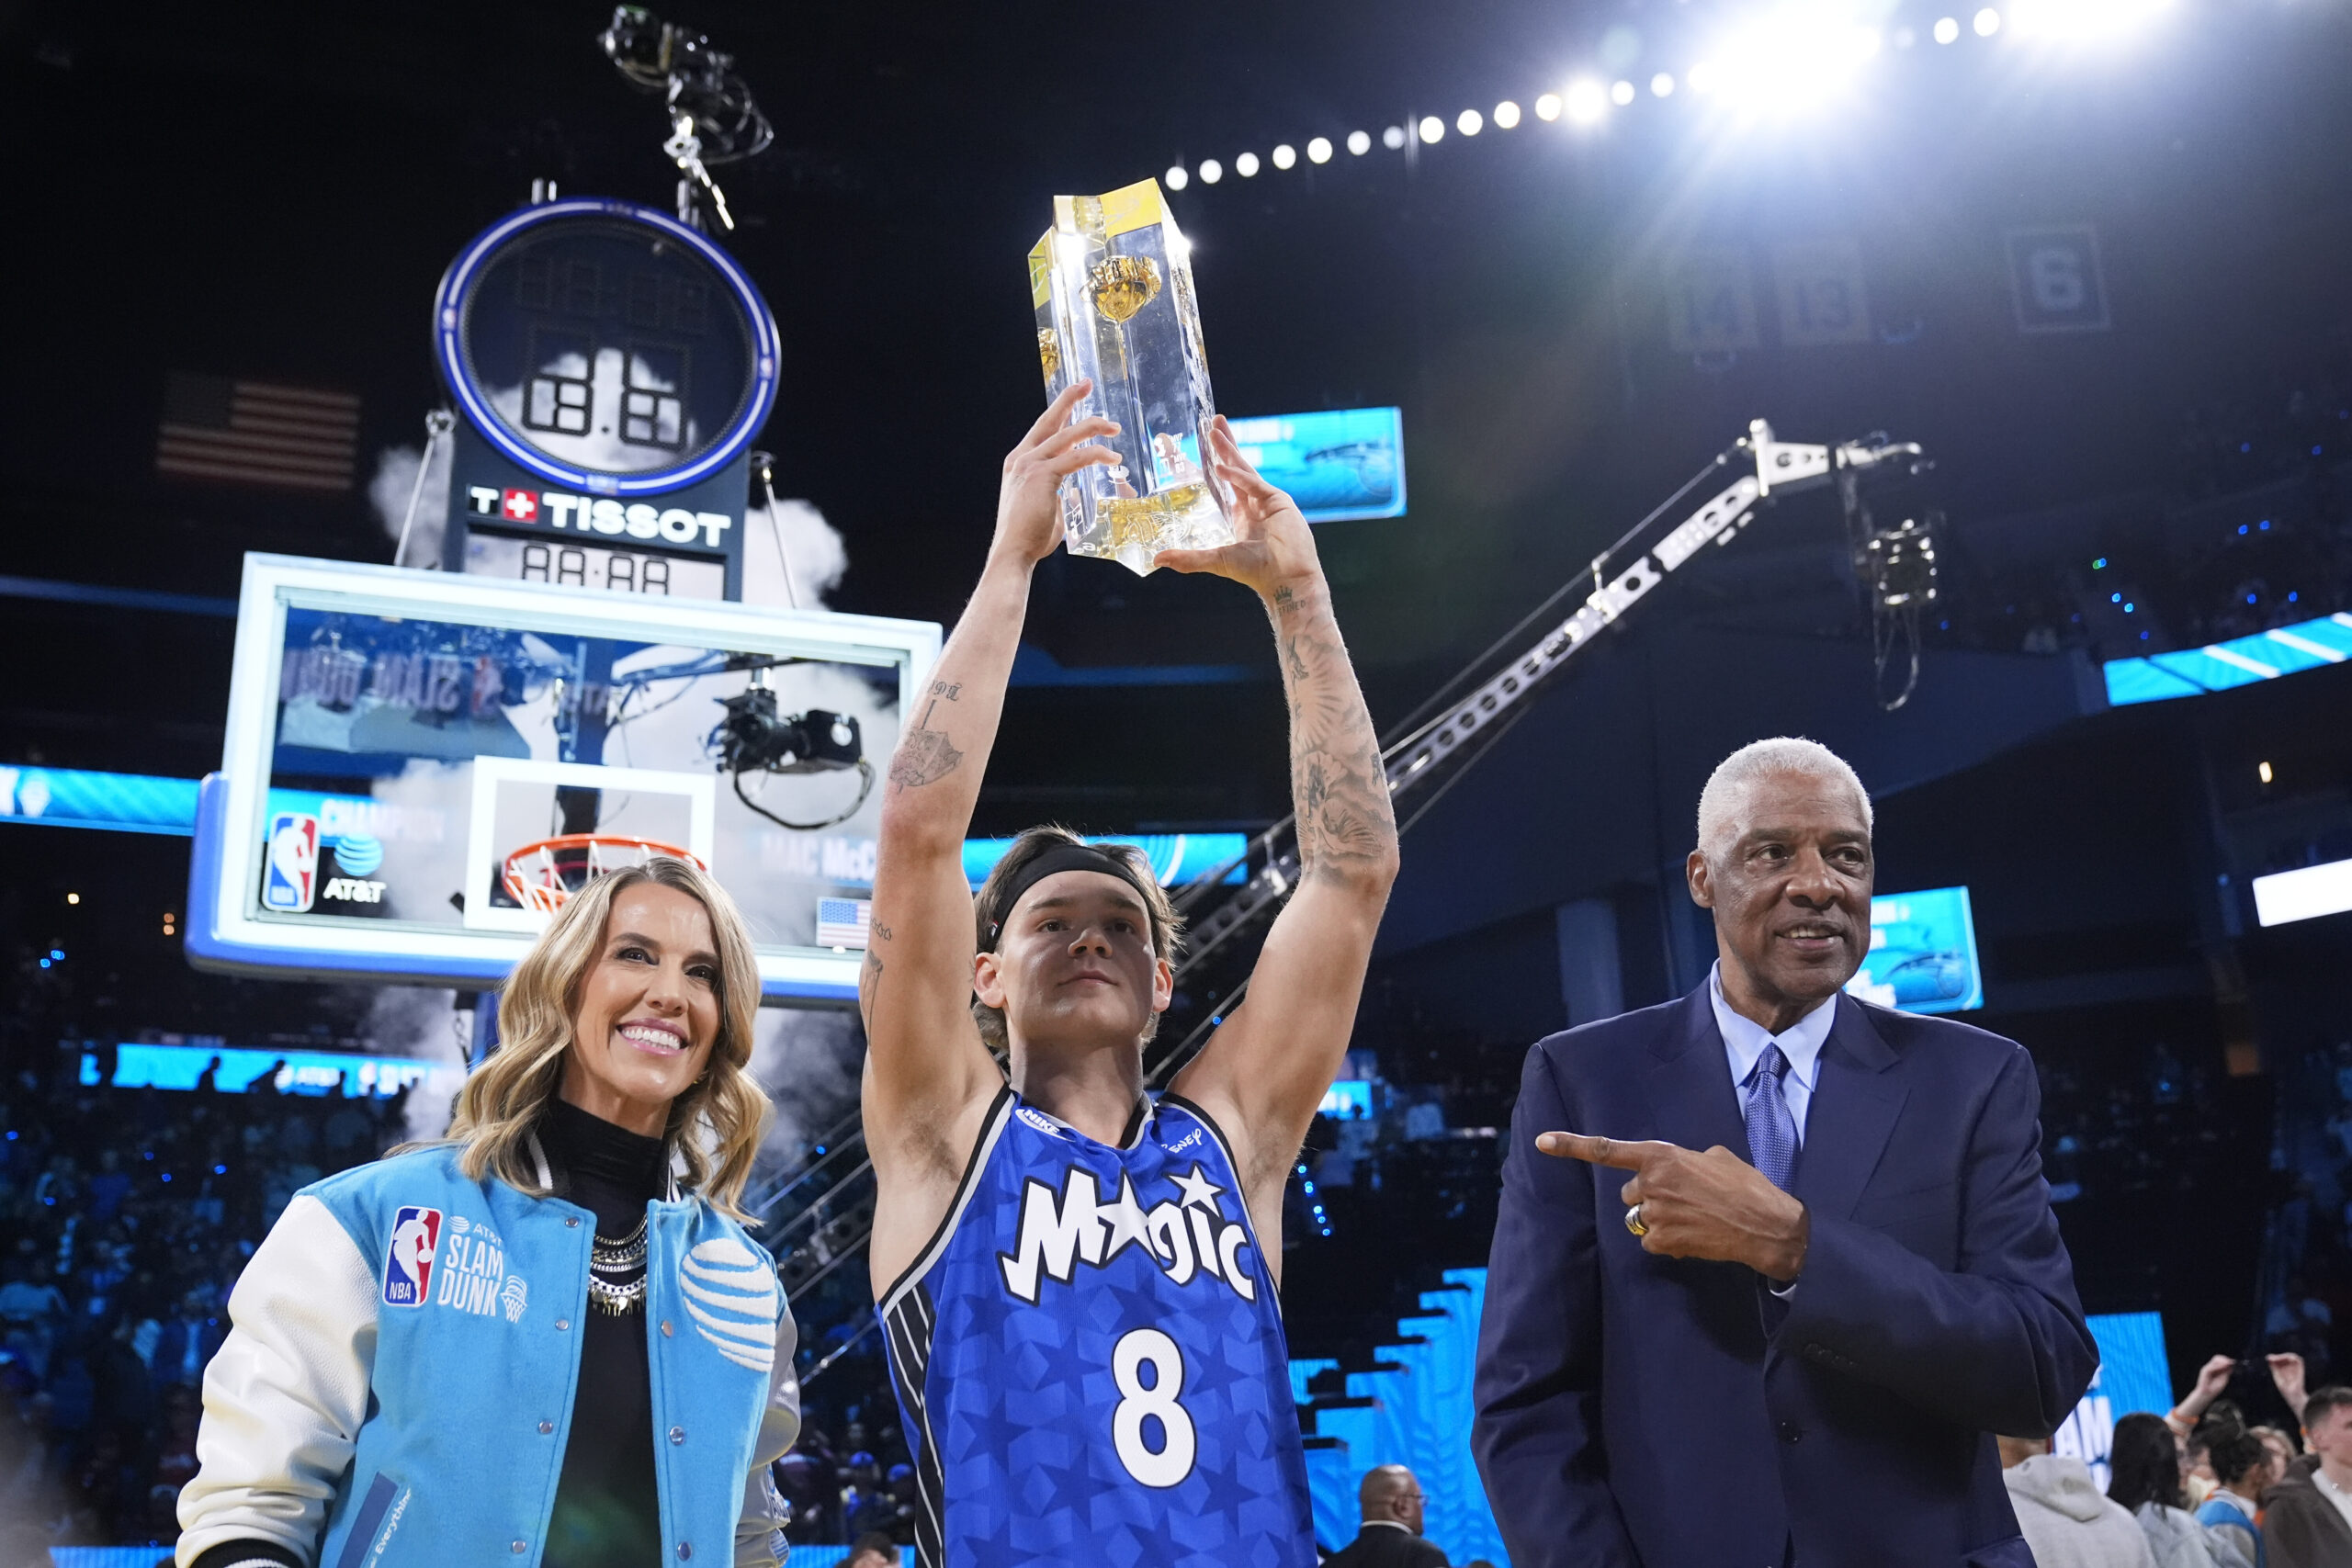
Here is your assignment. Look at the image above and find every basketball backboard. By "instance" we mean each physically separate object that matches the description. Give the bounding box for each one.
[187,553,939,1003]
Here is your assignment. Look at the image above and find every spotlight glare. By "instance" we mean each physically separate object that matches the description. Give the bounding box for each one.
[1650,71,1677,96]
[1307,135,1333,163]
[1349,130,1372,154]
[1165,164,1189,191]
[1535,92,1564,120]
[1564,78,1608,123]
[1611,78,1636,105]
[1686,60,1720,94]
[1418,114,1445,142]
[1973,6,2001,32]
[1934,15,1961,40]
[1199,158,1223,184]
[1272,143,1296,170]
[2007,0,2175,41]
[1456,107,1483,135]
[1894,24,1917,46]
[1382,124,1407,149]
[1236,151,1261,176]
[1494,99,1521,129]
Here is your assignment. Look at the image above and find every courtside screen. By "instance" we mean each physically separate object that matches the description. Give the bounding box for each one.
[188,554,939,1002]
[1843,885,1985,1014]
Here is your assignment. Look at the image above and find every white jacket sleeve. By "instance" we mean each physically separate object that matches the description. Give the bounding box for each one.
[733,1296,802,1568]
[177,1194,379,1568]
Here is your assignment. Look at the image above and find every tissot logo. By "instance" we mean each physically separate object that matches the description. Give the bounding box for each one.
[467,486,733,549]
[997,1162,1257,1307]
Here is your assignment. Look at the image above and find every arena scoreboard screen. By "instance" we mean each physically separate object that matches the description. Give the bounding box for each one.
[187,554,938,1002]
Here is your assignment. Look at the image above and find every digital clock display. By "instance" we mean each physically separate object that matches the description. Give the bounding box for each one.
[458,533,729,601]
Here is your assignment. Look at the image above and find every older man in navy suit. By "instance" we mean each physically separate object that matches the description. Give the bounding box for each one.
[1472,737,2097,1568]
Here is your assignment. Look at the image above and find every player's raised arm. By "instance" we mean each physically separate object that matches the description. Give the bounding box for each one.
[1159,418,1400,1233]
[860,384,1118,1259]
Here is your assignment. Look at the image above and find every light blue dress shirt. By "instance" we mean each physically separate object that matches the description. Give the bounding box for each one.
[1708,962,1837,1147]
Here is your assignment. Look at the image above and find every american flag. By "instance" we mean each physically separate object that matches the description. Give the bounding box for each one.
[156,373,360,493]
[815,897,873,950]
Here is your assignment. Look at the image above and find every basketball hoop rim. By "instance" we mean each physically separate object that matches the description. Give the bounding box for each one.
[501,834,709,914]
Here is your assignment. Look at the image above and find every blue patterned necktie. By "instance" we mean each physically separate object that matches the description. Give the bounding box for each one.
[1745,1043,1797,1191]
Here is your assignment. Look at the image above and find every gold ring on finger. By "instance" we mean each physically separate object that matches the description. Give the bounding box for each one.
[1624,1202,1648,1237]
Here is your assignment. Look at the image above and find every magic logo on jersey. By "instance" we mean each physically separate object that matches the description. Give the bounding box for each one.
[997,1160,1258,1306]
[383,1205,442,1307]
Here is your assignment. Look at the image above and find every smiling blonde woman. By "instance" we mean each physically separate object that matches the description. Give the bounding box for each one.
[176,859,799,1568]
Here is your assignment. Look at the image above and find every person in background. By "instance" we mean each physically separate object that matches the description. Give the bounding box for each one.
[1999,1433,2158,1568]
[2107,1411,2254,1568]
[1322,1465,1449,1568]
[2193,1415,2272,1567]
[846,1534,901,1568]
[2260,1384,2352,1567]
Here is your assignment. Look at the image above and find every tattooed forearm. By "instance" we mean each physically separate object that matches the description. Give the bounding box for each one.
[1268,581,1397,883]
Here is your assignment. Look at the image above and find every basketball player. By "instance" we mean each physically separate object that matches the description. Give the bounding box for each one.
[859,381,1399,1568]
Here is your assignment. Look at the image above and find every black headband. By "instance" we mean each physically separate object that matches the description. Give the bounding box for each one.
[985,843,1156,949]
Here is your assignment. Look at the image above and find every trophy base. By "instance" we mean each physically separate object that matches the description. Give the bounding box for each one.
[1071,483,1233,576]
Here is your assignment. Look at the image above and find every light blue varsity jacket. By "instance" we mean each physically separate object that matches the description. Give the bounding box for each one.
[175,1144,799,1568]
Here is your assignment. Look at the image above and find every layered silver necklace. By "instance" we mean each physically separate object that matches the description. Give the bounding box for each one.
[587,1216,649,1315]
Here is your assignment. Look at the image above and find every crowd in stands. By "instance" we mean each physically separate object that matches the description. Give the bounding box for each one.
[0,1042,412,1559]
[1999,1350,2352,1568]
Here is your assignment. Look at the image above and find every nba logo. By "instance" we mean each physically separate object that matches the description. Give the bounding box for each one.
[383,1206,442,1308]
[263,812,319,913]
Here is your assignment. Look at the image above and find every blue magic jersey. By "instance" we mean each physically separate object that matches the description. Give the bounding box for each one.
[877,1088,1315,1568]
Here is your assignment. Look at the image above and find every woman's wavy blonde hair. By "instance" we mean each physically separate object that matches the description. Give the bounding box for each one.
[438,857,769,1221]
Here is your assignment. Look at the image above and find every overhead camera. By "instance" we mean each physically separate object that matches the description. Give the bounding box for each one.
[1865,514,1940,609]
[712,688,863,775]
[599,6,773,230]
[707,680,873,831]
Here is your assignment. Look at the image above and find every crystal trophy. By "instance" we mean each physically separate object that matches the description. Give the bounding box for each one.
[1029,178,1234,574]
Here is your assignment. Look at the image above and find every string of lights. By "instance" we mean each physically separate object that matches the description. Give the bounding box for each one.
[1162,0,2176,190]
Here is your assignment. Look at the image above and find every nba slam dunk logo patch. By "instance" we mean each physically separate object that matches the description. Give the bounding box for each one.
[383,1206,442,1307]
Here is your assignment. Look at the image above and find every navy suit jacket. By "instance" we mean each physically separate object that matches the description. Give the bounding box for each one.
[1471,985,2097,1568]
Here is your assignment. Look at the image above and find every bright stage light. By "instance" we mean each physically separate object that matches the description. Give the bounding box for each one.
[1166,164,1189,190]
[1974,6,2002,32]
[1349,130,1372,154]
[1565,78,1609,123]
[1457,108,1484,135]
[1611,79,1636,105]
[1535,92,1564,120]
[1419,115,1446,142]
[1690,13,1886,115]
[1651,71,1677,96]
[1934,15,1962,40]
[1199,158,1224,184]
[1307,136,1333,163]
[1236,151,1261,176]
[1383,124,1407,149]
[1272,143,1296,169]
[2007,0,2174,41]
[1494,99,1522,129]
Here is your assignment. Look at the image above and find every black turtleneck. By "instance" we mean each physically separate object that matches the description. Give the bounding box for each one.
[538,1096,666,1568]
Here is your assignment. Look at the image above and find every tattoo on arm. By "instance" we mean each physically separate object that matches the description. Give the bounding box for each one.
[888,694,964,790]
[1272,587,1396,881]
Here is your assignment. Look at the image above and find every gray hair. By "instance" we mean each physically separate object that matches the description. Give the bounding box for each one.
[1695,737,1872,857]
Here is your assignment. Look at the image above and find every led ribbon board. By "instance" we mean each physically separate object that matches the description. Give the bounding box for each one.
[2103,610,2352,705]
[434,197,779,495]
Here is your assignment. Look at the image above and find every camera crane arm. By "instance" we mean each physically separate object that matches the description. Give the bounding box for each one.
[1160,421,1927,999]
